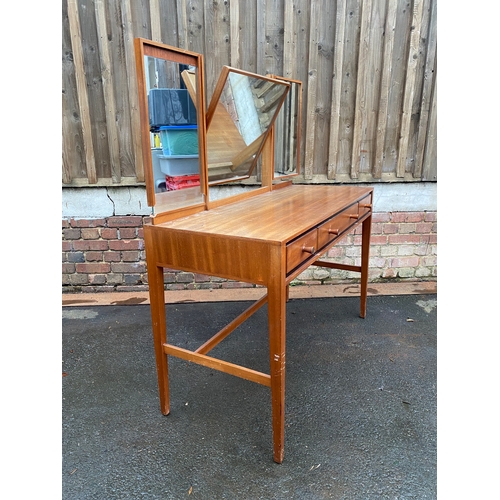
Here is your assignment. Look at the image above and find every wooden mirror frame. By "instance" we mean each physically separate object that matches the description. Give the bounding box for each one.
[134,39,302,220]
[268,76,302,181]
[134,38,208,220]
[204,67,290,190]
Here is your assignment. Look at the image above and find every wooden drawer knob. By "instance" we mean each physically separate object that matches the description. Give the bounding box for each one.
[348,213,359,219]
[302,245,315,254]
[328,228,340,235]
[360,203,372,209]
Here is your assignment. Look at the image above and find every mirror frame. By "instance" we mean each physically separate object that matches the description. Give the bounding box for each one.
[134,38,208,219]
[205,66,290,187]
[267,75,302,181]
[134,39,303,220]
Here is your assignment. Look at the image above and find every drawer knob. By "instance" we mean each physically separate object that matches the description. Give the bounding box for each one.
[302,245,315,254]
[328,228,340,235]
[348,213,359,219]
[360,203,372,209]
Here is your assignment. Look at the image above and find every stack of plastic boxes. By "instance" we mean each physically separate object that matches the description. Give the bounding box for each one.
[158,125,200,190]
[148,88,199,191]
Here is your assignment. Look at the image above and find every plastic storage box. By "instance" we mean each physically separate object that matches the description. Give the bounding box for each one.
[159,125,198,155]
[158,154,199,176]
[148,88,197,128]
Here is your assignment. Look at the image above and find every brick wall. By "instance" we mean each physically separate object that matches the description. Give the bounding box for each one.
[62,211,437,293]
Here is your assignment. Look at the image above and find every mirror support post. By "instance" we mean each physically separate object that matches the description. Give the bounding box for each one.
[261,127,275,187]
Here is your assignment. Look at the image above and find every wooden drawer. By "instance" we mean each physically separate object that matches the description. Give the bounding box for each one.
[286,229,318,273]
[317,210,354,248]
[358,194,373,217]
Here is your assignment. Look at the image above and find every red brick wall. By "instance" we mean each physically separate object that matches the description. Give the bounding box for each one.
[62,211,437,293]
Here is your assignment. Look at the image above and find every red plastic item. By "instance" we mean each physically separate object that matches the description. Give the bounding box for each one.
[165,174,200,190]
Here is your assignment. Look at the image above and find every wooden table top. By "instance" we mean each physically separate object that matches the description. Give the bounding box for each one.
[155,184,373,243]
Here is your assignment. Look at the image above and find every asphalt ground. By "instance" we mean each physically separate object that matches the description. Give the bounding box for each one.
[62,291,437,499]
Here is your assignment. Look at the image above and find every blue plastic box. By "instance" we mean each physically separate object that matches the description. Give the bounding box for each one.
[158,125,198,156]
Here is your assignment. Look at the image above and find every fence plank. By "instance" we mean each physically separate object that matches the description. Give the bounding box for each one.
[282,1,309,81]
[67,0,97,184]
[310,0,335,177]
[230,0,240,68]
[397,0,424,177]
[158,0,179,47]
[79,0,112,180]
[286,0,310,177]
[176,0,188,49]
[62,1,83,183]
[351,0,372,178]
[149,0,162,42]
[414,0,436,179]
[283,1,295,77]
[204,0,231,99]
[328,0,347,180]
[336,1,361,177]
[262,0,284,76]
[130,1,152,39]
[364,0,385,174]
[95,0,121,183]
[122,0,144,182]
[61,92,73,184]
[373,0,397,178]
[235,0,257,73]
[303,0,320,180]
[422,57,436,182]
[104,0,135,178]
[190,0,206,55]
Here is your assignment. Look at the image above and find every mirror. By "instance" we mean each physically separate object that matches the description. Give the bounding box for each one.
[205,67,290,201]
[135,40,300,216]
[271,77,302,179]
[148,59,200,194]
[134,39,207,217]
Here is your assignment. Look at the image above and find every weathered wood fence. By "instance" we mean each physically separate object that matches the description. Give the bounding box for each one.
[62,0,437,187]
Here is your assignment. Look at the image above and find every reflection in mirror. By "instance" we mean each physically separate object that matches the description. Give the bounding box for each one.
[272,78,302,179]
[146,56,203,210]
[206,68,290,196]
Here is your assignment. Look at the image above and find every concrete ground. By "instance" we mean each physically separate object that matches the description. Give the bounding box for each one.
[62,283,437,499]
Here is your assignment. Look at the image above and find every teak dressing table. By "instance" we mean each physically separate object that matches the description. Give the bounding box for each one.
[135,38,373,463]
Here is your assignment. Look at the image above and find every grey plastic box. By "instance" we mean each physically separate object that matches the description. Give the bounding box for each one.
[158,155,199,176]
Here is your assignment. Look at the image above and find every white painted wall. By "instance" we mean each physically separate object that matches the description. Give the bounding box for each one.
[61,182,437,219]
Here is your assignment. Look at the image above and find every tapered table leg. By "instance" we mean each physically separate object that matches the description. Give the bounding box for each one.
[360,214,372,319]
[267,270,287,463]
[144,229,170,415]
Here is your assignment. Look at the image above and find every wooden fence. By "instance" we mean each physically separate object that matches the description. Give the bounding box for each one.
[62,0,437,188]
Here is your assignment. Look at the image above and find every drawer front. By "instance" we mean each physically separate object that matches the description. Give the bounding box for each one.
[317,210,354,248]
[286,229,318,273]
[317,195,372,249]
[358,194,373,217]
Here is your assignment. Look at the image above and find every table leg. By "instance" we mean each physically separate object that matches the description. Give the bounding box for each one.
[267,277,287,463]
[147,261,171,415]
[360,214,372,319]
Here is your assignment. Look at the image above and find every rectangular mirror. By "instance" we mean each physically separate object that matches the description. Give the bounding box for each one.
[205,67,290,204]
[134,39,207,218]
[269,77,302,179]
